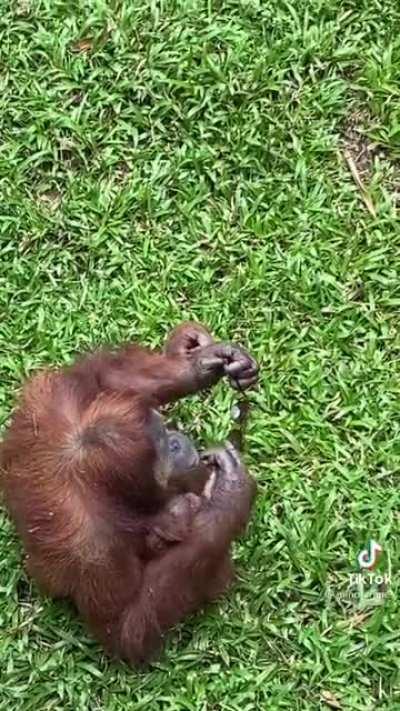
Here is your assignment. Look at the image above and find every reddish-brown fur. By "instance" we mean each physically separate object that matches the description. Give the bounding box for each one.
[1,323,257,664]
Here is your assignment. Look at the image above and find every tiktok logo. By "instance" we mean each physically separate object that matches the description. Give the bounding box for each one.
[357,540,383,571]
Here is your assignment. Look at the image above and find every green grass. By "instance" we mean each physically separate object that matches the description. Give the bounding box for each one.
[1,0,400,708]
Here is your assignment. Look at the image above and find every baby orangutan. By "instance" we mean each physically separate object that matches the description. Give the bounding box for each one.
[1,322,258,664]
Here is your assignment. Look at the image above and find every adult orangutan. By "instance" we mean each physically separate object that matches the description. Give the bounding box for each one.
[1,322,258,664]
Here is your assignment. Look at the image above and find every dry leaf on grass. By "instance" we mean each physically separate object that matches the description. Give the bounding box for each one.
[38,190,62,210]
[339,610,373,629]
[321,690,342,709]
[344,150,377,218]
[71,38,93,53]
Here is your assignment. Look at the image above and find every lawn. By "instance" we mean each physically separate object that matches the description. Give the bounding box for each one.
[1,0,399,709]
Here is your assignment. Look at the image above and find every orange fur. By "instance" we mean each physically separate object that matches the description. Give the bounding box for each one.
[1,323,256,664]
